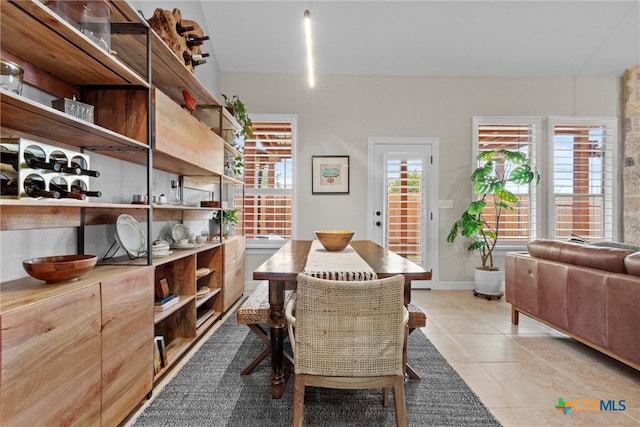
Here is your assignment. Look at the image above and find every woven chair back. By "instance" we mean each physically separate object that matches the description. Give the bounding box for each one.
[293,273,406,377]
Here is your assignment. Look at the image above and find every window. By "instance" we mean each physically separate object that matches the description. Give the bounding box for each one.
[239,116,295,241]
[548,117,617,242]
[472,117,541,247]
[472,116,619,246]
[386,158,424,265]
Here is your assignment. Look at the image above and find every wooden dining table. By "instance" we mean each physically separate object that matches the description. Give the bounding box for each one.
[252,239,432,399]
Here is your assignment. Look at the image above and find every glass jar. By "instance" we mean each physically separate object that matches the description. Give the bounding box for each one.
[0,59,24,95]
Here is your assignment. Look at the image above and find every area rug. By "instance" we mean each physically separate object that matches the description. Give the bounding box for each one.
[132,317,501,426]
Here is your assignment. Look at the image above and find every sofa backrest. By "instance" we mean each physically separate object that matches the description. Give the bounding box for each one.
[527,239,635,274]
[625,252,640,277]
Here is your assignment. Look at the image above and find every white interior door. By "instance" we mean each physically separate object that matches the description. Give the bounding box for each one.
[367,137,439,288]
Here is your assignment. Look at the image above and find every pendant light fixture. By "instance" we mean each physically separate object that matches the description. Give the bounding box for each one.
[304,9,315,88]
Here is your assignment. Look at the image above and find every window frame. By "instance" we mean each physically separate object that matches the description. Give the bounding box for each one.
[472,116,542,251]
[242,113,297,249]
[547,116,619,242]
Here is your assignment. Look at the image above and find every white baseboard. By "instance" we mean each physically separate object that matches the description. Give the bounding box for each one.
[421,281,475,291]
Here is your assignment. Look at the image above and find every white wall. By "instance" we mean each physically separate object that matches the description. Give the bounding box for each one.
[220,72,623,284]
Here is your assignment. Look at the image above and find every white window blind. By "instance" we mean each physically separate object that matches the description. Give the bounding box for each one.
[386,158,423,264]
[240,120,293,240]
[472,117,541,246]
[549,117,617,242]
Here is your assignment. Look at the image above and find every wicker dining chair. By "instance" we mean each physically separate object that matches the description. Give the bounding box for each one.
[285,273,409,427]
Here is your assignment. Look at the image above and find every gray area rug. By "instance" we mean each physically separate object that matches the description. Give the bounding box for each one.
[132,317,501,426]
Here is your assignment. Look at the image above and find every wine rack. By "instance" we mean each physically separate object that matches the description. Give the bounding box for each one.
[0,138,95,200]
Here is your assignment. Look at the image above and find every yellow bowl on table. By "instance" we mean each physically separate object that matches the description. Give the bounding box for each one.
[315,230,355,251]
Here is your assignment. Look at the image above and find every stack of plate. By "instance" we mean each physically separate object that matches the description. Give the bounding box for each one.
[152,240,172,257]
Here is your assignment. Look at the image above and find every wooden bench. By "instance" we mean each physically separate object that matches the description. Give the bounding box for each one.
[236,281,294,375]
[406,302,427,379]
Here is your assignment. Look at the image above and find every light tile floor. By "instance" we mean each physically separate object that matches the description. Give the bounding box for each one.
[411,290,640,426]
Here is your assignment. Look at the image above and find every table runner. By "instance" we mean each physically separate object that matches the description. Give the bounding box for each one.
[303,240,378,280]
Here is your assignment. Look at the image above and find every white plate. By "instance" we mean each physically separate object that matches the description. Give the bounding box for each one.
[172,242,202,249]
[115,214,147,258]
[151,250,173,258]
[172,224,190,243]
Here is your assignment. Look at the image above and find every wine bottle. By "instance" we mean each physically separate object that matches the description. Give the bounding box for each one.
[49,182,86,200]
[69,161,100,177]
[176,23,195,35]
[0,176,19,196]
[22,177,61,199]
[24,151,62,172]
[0,151,20,171]
[49,153,82,175]
[186,35,209,47]
[70,184,102,198]
[183,52,210,66]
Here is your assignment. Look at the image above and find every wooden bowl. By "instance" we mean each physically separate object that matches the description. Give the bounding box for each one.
[23,254,97,283]
[315,230,355,251]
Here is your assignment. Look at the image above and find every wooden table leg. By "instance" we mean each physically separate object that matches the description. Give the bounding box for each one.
[269,280,286,399]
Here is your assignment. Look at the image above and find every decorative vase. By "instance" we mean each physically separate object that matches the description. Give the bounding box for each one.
[474,268,503,297]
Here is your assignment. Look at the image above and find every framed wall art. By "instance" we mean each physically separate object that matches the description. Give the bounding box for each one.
[312,155,350,194]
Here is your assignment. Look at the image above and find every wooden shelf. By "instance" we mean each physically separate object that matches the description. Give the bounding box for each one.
[1,1,148,87]
[195,288,220,307]
[153,295,194,324]
[195,308,220,329]
[112,26,223,129]
[0,201,149,231]
[0,92,149,153]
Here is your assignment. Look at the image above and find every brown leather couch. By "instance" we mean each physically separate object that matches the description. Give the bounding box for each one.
[505,239,640,371]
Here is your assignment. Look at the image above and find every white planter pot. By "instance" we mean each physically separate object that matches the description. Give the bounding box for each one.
[474,268,503,296]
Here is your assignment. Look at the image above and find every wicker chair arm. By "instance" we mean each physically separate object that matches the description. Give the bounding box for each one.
[285,292,297,353]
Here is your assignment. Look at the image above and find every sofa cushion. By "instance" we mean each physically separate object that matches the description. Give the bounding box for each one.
[592,241,640,252]
[527,239,633,274]
[625,252,640,277]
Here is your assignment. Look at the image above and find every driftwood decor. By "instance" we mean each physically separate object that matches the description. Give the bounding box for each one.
[147,8,209,74]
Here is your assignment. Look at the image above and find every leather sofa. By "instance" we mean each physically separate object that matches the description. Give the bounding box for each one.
[505,239,640,371]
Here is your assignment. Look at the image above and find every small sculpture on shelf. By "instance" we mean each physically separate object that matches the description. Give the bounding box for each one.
[147,8,209,74]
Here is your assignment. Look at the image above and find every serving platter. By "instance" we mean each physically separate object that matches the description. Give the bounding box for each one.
[115,214,147,258]
[172,223,190,242]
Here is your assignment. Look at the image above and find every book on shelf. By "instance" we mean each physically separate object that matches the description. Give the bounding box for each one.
[154,295,180,311]
[154,336,168,368]
[154,293,177,305]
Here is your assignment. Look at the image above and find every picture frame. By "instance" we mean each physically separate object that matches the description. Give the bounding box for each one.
[312,155,350,194]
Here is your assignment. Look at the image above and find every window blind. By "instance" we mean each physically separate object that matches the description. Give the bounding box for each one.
[386,159,423,264]
[240,121,293,240]
[472,117,540,245]
[549,118,617,242]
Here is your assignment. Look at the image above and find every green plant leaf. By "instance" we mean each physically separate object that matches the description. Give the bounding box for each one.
[500,149,527,164]
[510,165,535,184]
[467,240,486,251]
[467,200,486,215]
[495,188,518,204]
[476,150,496,161]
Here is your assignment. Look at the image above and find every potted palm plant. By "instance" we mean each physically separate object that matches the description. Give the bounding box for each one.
[447,149,540,298]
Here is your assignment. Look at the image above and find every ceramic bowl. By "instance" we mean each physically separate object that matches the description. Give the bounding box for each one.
[23,254,97,283]
[315,230,355,251]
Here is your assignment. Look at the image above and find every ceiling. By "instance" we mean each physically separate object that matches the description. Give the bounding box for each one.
[201,0,640,78]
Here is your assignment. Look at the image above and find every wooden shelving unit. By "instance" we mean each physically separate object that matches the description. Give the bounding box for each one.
[0,0,245,424]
